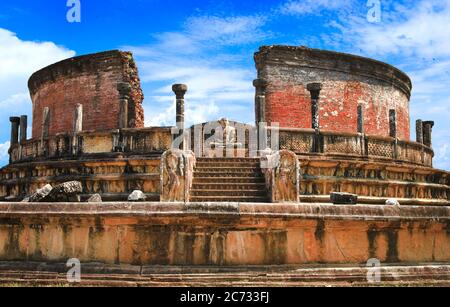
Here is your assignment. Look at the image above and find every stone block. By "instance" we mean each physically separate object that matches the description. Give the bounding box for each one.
[330,192,358,205]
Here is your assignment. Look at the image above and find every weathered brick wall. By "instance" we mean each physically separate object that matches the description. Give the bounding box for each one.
[255,46,412,140]
[28,50,144,139]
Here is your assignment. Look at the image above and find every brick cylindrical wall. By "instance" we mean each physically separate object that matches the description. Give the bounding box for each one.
[28,50,144,139]
[254,46,412,140]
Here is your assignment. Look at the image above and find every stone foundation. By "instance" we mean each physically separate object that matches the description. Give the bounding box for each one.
[0,202,448,266]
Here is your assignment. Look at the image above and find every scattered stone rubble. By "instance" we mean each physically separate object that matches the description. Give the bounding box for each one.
[128,190,146,202]
[87,194,102,203]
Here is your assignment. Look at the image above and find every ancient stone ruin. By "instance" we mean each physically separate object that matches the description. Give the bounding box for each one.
[0,46,448,286]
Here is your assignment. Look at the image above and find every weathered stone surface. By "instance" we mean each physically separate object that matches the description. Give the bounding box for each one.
[261,150,299,203]
[254,45,412,140]
[386,198,400,206]
[160,150,196,202]
[41,181,82,202]
[87,194,102,203]
[25,184,53,203]
[29,50,144,138]
[128,190,146,202]
[0,202,448,266]
[331,192,358,205]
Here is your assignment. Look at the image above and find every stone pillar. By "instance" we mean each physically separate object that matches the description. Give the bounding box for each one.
[9,117,20,146]
[357,105,364,133]
[41,107,50,140]
[72,104,83,154]
[119,99,128,129]
[416,119,424,144]
[423,121,434,148]
[172,84,188,150]
[253,79,268,125]
[19,115,27,143]
[307,83,322,130]
[73,104,83,133]
[389,109,397,138]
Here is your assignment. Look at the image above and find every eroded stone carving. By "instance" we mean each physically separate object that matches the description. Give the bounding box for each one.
[160,149,196,202]
[261,150,299,202]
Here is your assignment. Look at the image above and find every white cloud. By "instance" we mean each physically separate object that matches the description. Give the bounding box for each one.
[185,15,269,45]
[0,28,75,117]
[124,14,266,127]
[280,0,354,16]
[0,141,10,160]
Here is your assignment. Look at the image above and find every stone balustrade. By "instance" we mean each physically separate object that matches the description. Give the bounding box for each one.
[274,128,435,167]
[8,127,173,163]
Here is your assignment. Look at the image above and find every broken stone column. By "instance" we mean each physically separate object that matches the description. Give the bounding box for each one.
[172,84,188,150]
[423,121,435,148]
[416,120,424,144]
[19,115,27,143]
[9,117,20,146]
[307,83,322,130]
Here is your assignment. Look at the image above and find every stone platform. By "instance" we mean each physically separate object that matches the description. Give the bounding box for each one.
[0,202,448,266]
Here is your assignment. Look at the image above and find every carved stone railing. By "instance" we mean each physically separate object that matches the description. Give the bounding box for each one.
[160,150,196,202]
[8,127,173,163]
[274,128,434,167]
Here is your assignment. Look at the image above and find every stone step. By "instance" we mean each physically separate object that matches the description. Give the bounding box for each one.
[189,196,270,202]
[196,158,260,163]
[191,190,267,197]
[193,177,266,184]
[193,172,264,178]
[194,166,261,172]
[196,162,260,168]
[192,183,267,190]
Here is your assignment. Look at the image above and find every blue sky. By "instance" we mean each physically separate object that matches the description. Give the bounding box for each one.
[0,0,449,170]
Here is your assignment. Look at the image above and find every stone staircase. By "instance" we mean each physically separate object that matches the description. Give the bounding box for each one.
[190,158,269,202]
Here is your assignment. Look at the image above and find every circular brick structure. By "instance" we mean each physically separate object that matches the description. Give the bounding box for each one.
[28,50,144,139]
[255,46,412,140]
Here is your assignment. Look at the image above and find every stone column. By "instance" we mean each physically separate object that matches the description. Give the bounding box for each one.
[253,79,268,125]
[172,84,188,150]
[73,104,83,133]
[41,107,50,140]
[72,104,83,154]
[254,79,268,152]
[119,99,128,129]
[416,119,424,144]
[389,109,397,138]
[41,107,50,154]
[9,117,20,146]
[357,105,364,134]
[19,115,27,143]
[423,121,434,148]
[307,83,322,130]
